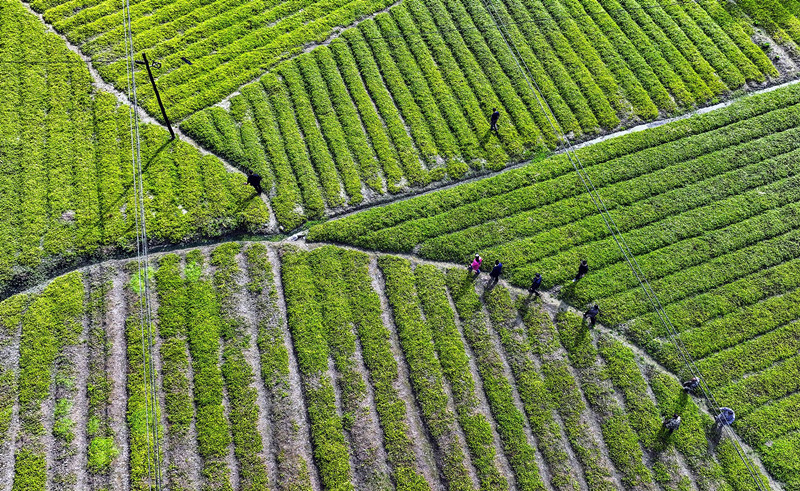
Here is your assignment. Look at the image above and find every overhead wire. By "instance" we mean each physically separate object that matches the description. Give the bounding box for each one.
[122,0,164,485]
[478,0,768,488]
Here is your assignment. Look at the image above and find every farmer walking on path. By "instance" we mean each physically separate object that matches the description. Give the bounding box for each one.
[490,108,500,133]
[583,304,600,327]
[488,260,503,287]
[683,377,700,394]
[663,414,681,435]
[528,273,542,296]
[573,259,589,283]
[246,170,263,195]
[468,254,483,276]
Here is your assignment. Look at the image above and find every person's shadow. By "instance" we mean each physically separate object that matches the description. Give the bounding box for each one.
[480,129,499,147]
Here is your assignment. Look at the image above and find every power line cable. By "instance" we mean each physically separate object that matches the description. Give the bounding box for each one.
[122,0,164,486]
[478,0,768,488]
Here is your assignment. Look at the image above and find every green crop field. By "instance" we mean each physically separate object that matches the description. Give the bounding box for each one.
[309,80,800,486]
[3,0,800,487]
[179,0,789,230]
[0,243,770,490]
[0,0,271,297]
[27,0,400,120]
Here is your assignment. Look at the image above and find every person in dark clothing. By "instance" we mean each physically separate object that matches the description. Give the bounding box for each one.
[488,260,503,286]
[663,414,681,435]
[490,108,500,132]
[583,304,599,327]
[682,377,700,394]
[573,259,589,283]
[528,273,542,296]
[715,407,735,428]
[246,171,263,194]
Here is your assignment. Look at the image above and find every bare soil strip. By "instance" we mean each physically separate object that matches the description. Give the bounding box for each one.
[203,251,241,491]
[106,266,130,491]
[349,326,393,489]
[67,275,92,491]
[235,250,277,484]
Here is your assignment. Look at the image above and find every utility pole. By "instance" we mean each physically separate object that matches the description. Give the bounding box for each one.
[141,52,175,140]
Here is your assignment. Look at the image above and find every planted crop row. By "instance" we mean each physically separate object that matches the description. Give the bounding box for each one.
[482,287,582,490]
[0,295,26,462]
[309,83,800,246]
[12,273,84,491]
[306,246,388,487]
[378,256,474,490]
[398,0,513,168]
[123,263,164,491]
[450,0,582,137]
[625,256,800,346]
[84,271,120,484]
[520,296,617,490]
[735,0,800,47]
[280,246,353,490]
[153,254,196,488]
[415,265,507,490]
[184,250,232,489]
[244,244,314,491]
[444,269,546,490]
[338,250,430,489]
[211,243,270,490]
[278,63,349,208]
[552,312,653,488]
[297,56,367,202]
[50,271,86,487]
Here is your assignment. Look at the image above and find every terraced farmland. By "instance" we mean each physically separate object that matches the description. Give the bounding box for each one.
[309,80,800,486]
[0,0,270,297]
[180,0,793,230]
[4,0,800,487]
[0,243,769,490]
